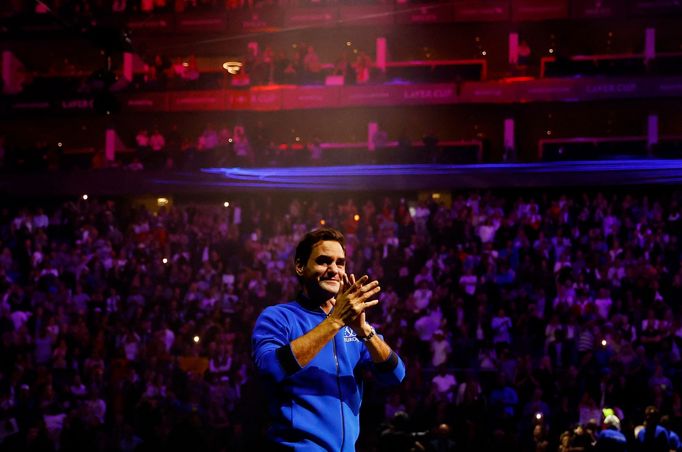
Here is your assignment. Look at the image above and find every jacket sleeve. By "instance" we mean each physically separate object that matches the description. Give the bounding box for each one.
[359,332,406,386]
[252,307,302,383]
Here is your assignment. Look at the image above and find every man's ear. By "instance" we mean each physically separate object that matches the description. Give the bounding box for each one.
[295,259,304,277]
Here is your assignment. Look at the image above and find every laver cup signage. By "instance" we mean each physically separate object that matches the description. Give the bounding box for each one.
[232,7,282,32]
[281,86,341,110]
[169,91,226,111]
[284,7,337,27]
[401,86,458,104]
[338,5,393,26]
[395,3,454,24]
[123,93,168,112]
[453,1,509,22]
[630,0,682,14]
[177,13,226,31]
[512,0,568,20]
[127,14,172,30]
[571,0,617,18]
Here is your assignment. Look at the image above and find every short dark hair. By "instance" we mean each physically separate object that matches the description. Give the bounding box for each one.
[294,227,345,267]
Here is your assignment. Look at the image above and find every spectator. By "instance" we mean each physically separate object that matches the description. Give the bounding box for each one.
[135,129,150,151]
[198,123,219,151]
[491,308,512,350]
[149,128,166,152]
[413,279,433,312]
[516,40,532,75]
[232,126,251,164]
[302,45,322,84]
[596,414,627,451]
[431,364,457,402]
[354,50,373,84]
[636,406,669,452]
[430,329,451,367]
[577,391,601,426]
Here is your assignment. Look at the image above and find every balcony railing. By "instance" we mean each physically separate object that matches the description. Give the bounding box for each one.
[540,52,682,78]
[538,135,682,160]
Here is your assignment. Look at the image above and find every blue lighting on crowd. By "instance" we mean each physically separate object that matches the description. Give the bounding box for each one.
[192,161,682,189]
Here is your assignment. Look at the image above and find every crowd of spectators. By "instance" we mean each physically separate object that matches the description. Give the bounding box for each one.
[0,124,470,172]
[238,44,377,87]
[133,44,378,91]
[123,121,315,170]
[1,188,682,450]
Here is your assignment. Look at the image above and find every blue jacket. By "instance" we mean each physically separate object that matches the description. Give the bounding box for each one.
[669,430,681,451]
[636,425,670,452]
[596,428,627,452]
[252,300,406,451]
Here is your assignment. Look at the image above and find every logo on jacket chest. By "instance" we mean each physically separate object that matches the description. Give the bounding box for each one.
[343,327,359,342]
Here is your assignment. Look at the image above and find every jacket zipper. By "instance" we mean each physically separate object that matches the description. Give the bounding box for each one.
[332,335,345,450]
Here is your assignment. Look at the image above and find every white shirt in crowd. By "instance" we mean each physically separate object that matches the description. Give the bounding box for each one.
[478,222,497,243]
[33,212,49,229]
[414,309,443,342]
[431,336,451,367]
[459,274,478,296]
[594,296,613,319]
[432,372,457,401]
[413,287,433,312]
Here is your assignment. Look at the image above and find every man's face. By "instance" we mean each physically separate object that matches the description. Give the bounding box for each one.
[296,240,346,300]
